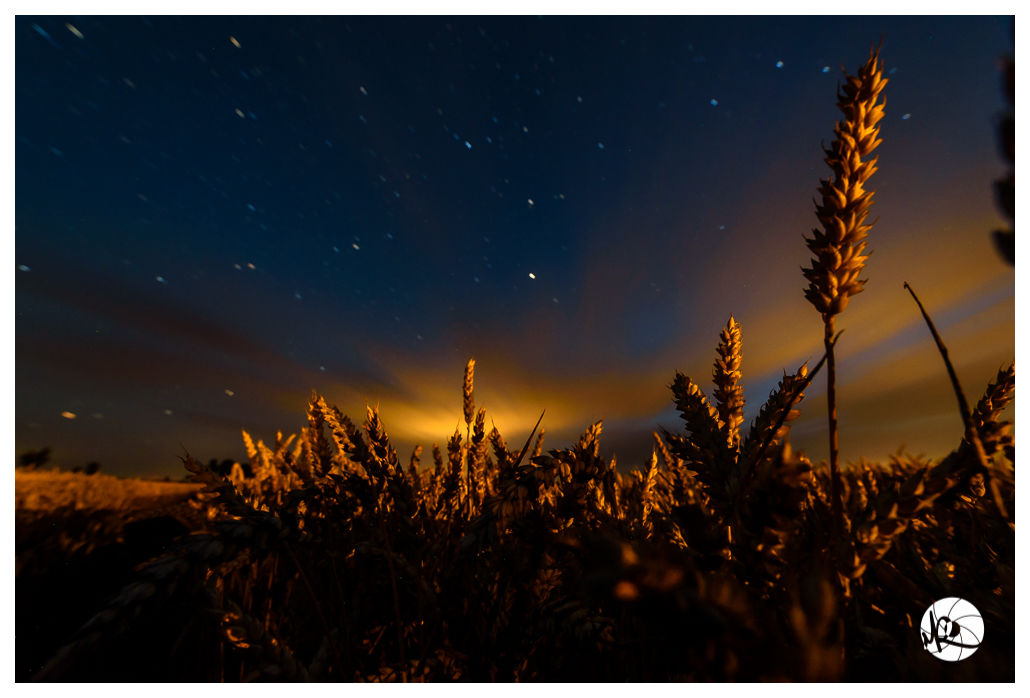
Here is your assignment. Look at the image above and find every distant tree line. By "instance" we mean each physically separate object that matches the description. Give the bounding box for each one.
[17,448,100,475]
[17,448,248,480]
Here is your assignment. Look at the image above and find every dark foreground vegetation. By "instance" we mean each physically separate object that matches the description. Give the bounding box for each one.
[20,339,1014,681]
[16,476,205,681]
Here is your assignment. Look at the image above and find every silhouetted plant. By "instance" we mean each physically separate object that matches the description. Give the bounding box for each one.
[992,45,1014,265]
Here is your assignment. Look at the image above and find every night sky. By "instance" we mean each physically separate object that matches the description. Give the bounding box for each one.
[15,15,1014,478]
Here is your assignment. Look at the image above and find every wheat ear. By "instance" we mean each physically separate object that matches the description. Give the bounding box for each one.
[712,316,745,452]
[641,450,659,537]
[463,358,476,427]
[531,427,546,459]
[971,364,1015,459]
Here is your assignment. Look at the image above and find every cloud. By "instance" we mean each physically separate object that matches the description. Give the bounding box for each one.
[17,260,289,371]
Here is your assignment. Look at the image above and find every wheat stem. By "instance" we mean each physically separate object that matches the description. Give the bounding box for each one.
[378,517,408,681]
[825,318,843,537]
[903,282,1008,519]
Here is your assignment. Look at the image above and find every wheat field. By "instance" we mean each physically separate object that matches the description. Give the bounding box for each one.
[17,46,1014,683]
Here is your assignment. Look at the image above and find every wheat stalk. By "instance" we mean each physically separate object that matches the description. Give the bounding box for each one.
[670,374,723,474]
[531,427,546,459]
[469,407,488,513]
[641,450,659,537]
[408,445,423,487]
[712,316,745,452]
[462,358,475,515]
[432,443,444,475]
[802,45,886,535]
[463,358,476,427]
[488,425,510,468]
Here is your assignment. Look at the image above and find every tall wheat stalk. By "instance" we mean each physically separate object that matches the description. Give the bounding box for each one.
[463,358,476,517]
[802,46,887,534]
